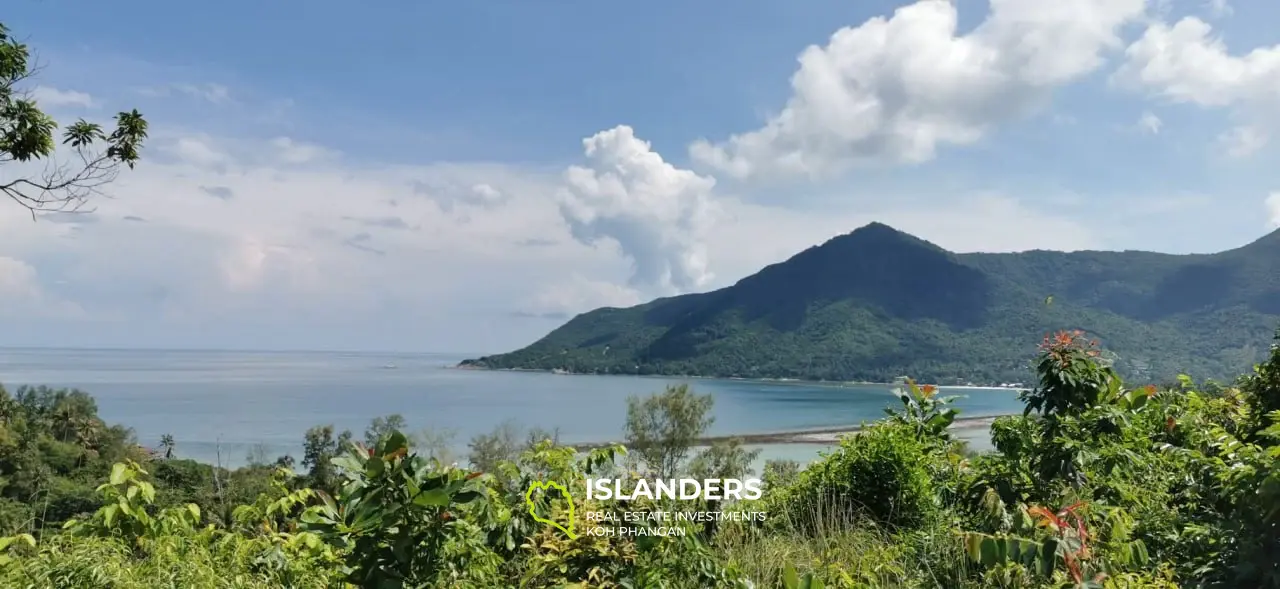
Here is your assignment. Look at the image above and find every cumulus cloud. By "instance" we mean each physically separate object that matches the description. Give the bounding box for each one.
[1217,126,1267,158]
[168,136,232,168]
[689,0,1148,181]
[1268,192,1280,229]
[1138,111,1163,134]
[559,125,718,294]
[409,172,517,212]
[0,256,83,319]
[270,137,338,165]
[1115,16,1280,155]
[31,86,95,109]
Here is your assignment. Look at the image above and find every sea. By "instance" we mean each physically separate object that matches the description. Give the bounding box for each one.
[0,348,1026,473]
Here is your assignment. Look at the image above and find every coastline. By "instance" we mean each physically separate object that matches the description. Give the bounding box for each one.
[450,363,1028,391]
[565,413,1009,451]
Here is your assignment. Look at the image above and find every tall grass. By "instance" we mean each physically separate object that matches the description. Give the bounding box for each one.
[714,492,975,588]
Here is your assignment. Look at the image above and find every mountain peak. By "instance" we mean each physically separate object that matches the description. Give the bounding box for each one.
[823,222,945,254]
[467,222,1280,385]
[848,221,903,236]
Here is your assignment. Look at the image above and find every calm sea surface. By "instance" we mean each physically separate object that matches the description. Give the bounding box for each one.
[0,348,1024,471]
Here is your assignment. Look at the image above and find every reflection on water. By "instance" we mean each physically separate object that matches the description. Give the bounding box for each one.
[0,348,1021,469]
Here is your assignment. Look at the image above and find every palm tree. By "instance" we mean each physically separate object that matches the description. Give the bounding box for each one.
[159,434,175,459]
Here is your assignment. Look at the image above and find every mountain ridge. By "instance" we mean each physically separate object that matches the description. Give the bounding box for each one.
[463,223,1280,385]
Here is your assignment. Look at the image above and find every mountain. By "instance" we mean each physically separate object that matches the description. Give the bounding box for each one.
[461,223,1280,385]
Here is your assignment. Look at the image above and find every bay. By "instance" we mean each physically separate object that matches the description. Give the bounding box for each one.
[0,348,1025,471]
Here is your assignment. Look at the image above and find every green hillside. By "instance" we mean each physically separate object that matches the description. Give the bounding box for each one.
[462,223,1280,384]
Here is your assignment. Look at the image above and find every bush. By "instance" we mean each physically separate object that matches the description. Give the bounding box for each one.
[770,422,938,532]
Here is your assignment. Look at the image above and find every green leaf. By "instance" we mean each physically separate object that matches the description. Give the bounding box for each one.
[332,453,365,474]
[1038,538,1059,577]
[980,537,1000,566]
[102,504,119,527]
[964,533,984,561]
[383,431,409,455]
[453,490,483,504]
[414,488,451,507]
[782,564,800,589]
[365,456,385,478]
[109,463,128,486]
[0,534,35,551]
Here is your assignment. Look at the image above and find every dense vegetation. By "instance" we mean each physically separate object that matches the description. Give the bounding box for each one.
[463,223,1280,385]
[1,330,1278,587]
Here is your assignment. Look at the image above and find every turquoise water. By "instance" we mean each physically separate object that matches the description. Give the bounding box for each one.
[0,348,1023,471]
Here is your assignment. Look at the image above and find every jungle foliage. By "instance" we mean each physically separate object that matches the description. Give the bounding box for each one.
[1,329,1279,587]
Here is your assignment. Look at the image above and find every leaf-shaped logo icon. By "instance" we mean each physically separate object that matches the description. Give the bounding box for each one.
[525,480,576,539]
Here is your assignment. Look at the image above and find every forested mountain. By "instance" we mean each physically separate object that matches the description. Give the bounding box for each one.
[462,223,1280,384]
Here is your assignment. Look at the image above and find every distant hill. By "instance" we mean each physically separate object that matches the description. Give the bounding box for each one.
[461,223,1280,385]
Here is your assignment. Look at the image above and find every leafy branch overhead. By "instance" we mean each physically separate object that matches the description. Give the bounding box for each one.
[0,22,147,214]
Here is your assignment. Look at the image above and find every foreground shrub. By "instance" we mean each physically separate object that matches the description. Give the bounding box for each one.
[769,422,938,533]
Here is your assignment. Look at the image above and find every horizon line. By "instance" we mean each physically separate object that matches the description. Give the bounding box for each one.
[0,344,494,357]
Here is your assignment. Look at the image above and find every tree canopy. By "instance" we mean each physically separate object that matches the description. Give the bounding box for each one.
[1,22,147,214]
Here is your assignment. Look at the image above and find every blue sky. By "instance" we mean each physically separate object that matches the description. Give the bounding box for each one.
[2,0,1280,353]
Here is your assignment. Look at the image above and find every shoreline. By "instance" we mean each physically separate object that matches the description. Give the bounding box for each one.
[564,414,1009,451]
[451,364,1028,391]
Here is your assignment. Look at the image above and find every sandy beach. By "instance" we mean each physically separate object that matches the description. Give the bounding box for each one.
[567,413,1008,451]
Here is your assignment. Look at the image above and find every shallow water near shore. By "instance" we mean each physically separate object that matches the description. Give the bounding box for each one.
[0,348,1020,470]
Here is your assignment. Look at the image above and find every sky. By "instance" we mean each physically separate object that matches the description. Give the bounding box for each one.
[2,0,1280,353]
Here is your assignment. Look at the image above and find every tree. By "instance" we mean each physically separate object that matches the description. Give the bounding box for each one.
[623,384,714,478]
[158,434,175,460]
[1241,329,1280,441]
[302,425,351,492]
[364,414,407,448]
[468,419,522,474]
[688,438,760,481]
[1,22,147,213]
[762,459,801,490]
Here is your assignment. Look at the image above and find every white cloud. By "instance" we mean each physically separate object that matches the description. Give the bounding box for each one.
[269,137,338,165]
[139,83,231,104]
[1217,126,1267,158]
[168,136,232,168]
[1138,111,1163,134]
[1267,192,1280,228]
[0,117,1226,350]
[1115,16,1280,155]
[522,275,643,318]
[0,257,43,302]
[470,183,503,204]
[31,86,95,109]
[1116,17,1280,107]
[0,256,84,319]
[1205,0,1232,18]
[559,125,718,294]
[689,0,1148,181]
